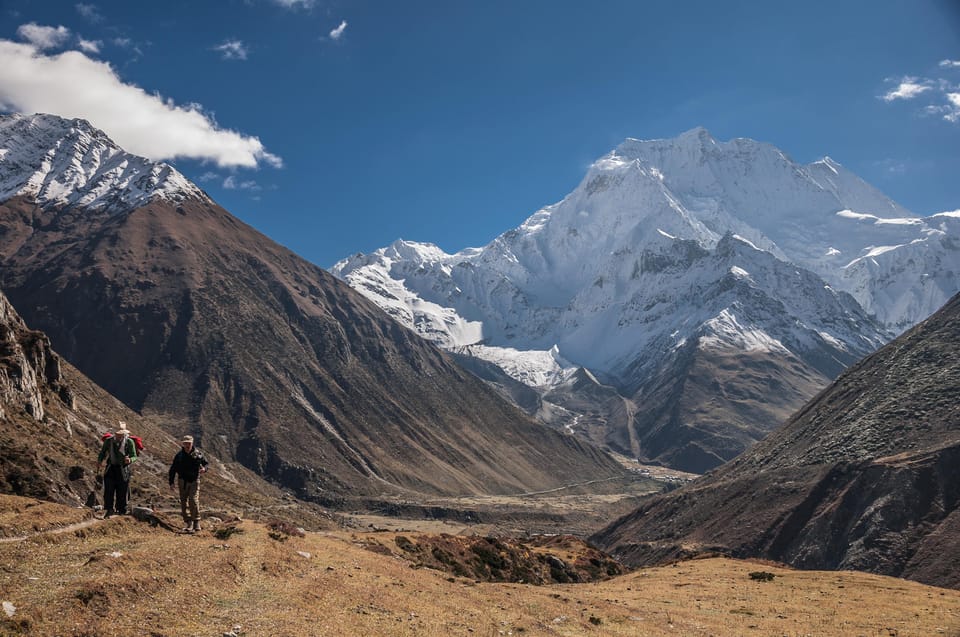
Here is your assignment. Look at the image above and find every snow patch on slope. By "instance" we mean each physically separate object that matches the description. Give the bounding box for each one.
[700,309,789,353]
[453,344,577,387]
[836,209,923,226]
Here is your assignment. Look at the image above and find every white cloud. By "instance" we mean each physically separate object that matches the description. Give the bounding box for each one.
[75,3,104,23]
[78,38,102,54]
[198,171,220,182]
[880,65,960,125]
[881,77,932,102]
[0,40,282,169]
[16,23,71,50]
[273,0,315,8]
[213,39,248,61]
[110,37,144,61]
[945,93,960,123]
[223,175,261,190]
[329,20,348,41]
[872,158,907,176]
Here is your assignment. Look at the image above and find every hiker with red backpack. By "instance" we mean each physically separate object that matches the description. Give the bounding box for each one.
[168,435,209,533]
[96,422,138,516]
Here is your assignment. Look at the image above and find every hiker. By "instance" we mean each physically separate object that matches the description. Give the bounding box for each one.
[168,435,209,533]
[96,422,138,516]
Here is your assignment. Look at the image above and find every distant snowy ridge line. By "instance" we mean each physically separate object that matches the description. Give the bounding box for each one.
[335,230,889,392]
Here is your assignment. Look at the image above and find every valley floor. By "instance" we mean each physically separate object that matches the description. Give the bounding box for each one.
[342,477,664,537]
[0,497,958,636]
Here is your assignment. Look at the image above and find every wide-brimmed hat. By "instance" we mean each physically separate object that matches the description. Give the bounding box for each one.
[181,435,194,444]
[115,425,130,436]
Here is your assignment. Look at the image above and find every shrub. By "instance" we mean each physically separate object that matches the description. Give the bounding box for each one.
[214,525,243,540]
[265,519,305,539]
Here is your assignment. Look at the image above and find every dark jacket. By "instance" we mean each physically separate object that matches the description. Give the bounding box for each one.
[168,448,209,485]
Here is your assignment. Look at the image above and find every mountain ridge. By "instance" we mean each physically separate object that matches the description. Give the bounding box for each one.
[591,291,960,590]
[0,112,629,504]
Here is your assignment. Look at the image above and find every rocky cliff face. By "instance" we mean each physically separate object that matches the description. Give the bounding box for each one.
[591,292,960,589]
[0,292,71,424]
[0,284,163,504]
[0,114,627,504]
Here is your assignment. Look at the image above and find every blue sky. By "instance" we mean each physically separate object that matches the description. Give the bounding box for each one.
[1,0,959,267]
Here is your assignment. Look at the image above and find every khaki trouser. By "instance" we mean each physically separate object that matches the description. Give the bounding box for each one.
[178,479,200,523]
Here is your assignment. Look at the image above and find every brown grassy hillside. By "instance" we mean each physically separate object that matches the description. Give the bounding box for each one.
[0,496,958,637]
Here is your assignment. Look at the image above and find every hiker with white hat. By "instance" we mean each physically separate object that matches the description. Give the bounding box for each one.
[96,421,138,516]
[168,435,209,533]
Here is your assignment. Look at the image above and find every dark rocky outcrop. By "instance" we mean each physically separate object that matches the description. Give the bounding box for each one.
[0,289,79,500]
[592,292,960,589]
[0,292,72,423]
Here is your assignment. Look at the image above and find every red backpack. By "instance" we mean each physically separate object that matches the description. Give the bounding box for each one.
[103,432,145,454]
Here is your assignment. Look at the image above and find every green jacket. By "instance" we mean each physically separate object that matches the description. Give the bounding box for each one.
[98,436,138,466]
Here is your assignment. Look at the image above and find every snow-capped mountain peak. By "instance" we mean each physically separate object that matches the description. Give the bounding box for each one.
[332,126,955,393]
[331,127,958,472]
[0,113,208,212]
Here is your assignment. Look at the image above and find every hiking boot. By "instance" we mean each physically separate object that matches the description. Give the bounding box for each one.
[181,524,194,533]
[192,520,202,532]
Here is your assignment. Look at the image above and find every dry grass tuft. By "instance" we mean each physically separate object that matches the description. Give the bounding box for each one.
[0,495,92,538]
